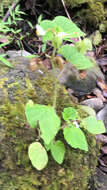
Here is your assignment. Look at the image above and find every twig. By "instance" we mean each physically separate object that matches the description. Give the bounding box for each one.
[61,0,72,20]
[2,0,20,22]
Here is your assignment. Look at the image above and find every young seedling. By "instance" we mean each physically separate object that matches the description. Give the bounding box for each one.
[25,16,105,170]
[25,101,105,170]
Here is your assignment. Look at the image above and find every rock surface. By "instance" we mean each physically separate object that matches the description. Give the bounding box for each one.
[81,98,104,112]
[58,63,104,96]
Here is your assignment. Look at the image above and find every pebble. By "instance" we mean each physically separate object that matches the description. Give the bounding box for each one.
[80,98,104,112]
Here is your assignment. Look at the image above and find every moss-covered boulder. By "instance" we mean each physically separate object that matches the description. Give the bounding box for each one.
[0,56,100,190]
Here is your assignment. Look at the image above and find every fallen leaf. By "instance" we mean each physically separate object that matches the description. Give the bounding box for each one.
[43,58,51,69]
[29,57,42,71]
[93,88,106,102]
[97,78,107,98]
[79,70,87,79]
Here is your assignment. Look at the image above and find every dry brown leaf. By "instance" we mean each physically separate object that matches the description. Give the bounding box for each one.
[29,57,42,71]
[43,58,51,69]
[97,77,107,97]
[93,88,106,102]
[79,70,87,79]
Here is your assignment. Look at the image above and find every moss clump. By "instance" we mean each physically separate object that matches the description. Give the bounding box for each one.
[62,0,87,8]
[85,2,105,26]
[0,62,101,190]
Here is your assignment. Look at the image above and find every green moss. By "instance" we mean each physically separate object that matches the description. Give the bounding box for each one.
[86,2,105,26]
[63,0,87,7]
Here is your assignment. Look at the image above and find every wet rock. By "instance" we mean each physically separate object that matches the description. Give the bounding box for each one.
[58,63,104,96]
[93,88,106,102]
[80,98,104,112]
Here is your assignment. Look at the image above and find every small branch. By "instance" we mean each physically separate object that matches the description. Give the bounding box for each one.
[61,0,72,20]
[2,0,20,22]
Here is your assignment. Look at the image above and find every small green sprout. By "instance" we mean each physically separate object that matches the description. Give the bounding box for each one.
[25,101,105,170]
[24,16,105,171]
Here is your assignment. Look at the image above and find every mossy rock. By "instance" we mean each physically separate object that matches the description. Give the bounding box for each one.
[0,56,100,190]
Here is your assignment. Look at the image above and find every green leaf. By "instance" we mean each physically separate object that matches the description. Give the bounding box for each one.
[39,106,60,144]
[44,141,53,151]
[43,30,54,42]
[25,100,37,128]
[40,20,56,31]
[38,14,43,24]
[53,16,85,38]
[39,16,85,41]
[0,42,10,48]
[25,101,60,144]
[50,140,65,164]
[0,55,13,68]
[26,55,38,59]
[81,116,106,134]
[63,125,88,151]
[58,45,93,70]
[75,38,92,53]
[28,142,48,170]
[42,43,46,53]
[80,105,96,117]
[27,21,33,29]
[62,107,79,121]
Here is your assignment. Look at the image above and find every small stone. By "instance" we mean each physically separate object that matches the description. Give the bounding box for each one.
[58,61,104,96]
[80,98,104,112]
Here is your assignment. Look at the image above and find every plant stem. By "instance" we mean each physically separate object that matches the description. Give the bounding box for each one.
[51,48,58,109]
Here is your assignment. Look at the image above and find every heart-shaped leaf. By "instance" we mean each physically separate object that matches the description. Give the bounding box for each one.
[25,100,60,144]
[58,45,93,70]
[81,116,106,134]
[62,107,79,121]
[63,125,88,151]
